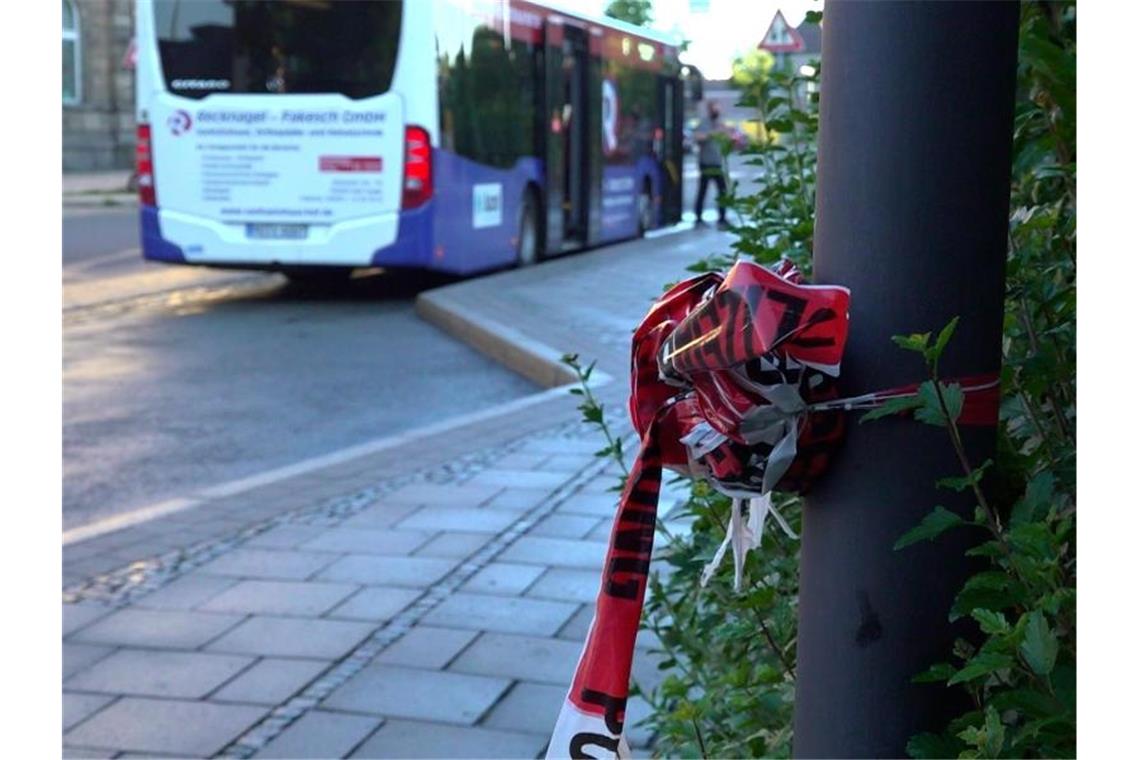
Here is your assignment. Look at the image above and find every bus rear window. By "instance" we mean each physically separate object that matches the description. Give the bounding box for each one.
[152,0,402,99]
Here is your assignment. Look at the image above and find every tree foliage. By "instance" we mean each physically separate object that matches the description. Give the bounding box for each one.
[604,0,653,27]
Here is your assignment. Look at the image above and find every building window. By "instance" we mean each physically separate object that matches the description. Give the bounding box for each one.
[63,0,81,105]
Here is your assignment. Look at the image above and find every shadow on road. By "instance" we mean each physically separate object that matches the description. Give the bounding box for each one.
[274,268,462,302]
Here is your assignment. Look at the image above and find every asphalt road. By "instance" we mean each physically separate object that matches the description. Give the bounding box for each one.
[62,208,538,532]
[61,144,755,532]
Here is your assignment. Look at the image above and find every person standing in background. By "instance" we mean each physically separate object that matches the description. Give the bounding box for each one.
[693,99,729,229]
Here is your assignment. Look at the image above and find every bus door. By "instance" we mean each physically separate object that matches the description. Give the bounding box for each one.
[544,21,590,252]
[657,74,685,225]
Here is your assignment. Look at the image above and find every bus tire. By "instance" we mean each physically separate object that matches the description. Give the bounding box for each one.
[517,191,541,267]
[637,181,653,237]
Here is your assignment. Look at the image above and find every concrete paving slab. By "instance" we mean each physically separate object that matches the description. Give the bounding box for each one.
[206,616,374,659]
[131,573,237,611]
[350,719,547,759]
[499,536,608,569]
[631,649,669,696]
[525,437,605,455]
[196,547,339,581]
[63,604,112,636]
[397,507,517,534]
[69,608,244,650]
[482,681,566,735]
[328,586,424,622]
[449,632,583,685]
[63,643,116,679]
[555,491,621,518]
[625,695,655,749]
[529,513,603,539]
[542,454,598,472]
[66,649,254,699]
[461,562,546,596]
[556,605,593,641]
[318,555,457,587]
[494,452,552,469]
[200,579,358,617]
[526,568,603,604]
[384,482,503,508]
[244,524,328,549]
[322,665,510,725]
[414,531,493,559]
[210,657,330,705]
[375,626,479,669]
[482,488,552,512]
[299,526,433,555]
[252,710,382,759]
[62,747,117,758]
[64,697,268,757]
[339,502,423,530]
[588,518,616,541]
[63,693,115,731]
[468,468,570,490]
[424,593,577,636]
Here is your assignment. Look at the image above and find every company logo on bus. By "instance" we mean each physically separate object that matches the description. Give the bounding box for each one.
[167,109,193,137]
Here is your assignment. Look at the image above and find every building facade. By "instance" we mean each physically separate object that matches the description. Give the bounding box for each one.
[63,0,136,172]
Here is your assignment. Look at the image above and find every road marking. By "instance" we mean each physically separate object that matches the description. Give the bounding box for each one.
[63,497,203,546]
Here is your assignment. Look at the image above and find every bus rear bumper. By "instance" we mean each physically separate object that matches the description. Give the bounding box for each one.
[370,202,434,269]
[140,205,187,263]
[139,204,438,271]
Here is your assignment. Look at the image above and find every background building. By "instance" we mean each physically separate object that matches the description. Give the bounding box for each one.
[63,0,136,172]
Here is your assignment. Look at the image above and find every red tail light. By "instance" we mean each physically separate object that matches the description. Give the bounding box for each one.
[402,125,433,209]
[136,123,156,206]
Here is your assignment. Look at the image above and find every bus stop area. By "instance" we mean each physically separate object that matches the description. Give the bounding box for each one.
[62,226,730,758]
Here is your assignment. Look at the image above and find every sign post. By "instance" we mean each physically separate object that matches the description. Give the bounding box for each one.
[794,3,1019,756]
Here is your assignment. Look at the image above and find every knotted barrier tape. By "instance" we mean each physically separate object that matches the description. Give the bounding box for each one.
[547,260,999,758]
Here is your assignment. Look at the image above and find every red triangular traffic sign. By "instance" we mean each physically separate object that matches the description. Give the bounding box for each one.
[759,10,805,53]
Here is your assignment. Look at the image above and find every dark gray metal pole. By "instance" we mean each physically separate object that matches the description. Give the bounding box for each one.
[794,3,1019,757]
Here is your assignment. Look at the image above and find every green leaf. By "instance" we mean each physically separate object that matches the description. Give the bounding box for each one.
[937,459,993,492]
[989,687,1061,718]
[971,608,1010,635]
[911,661,955,684]
[947,653,1014,685]
[983,705,1006,757]
[1018,611,1058,676]
[906,732,962,759]
[859,394,923,423]
[891,332,931,354]
[929,316,960,365]
[951,573,1023,622]
[914,381,964,426]
[894,506,965,550]
[1010,471,1055,525]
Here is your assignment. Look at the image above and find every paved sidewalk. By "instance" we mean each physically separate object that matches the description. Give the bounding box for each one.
[63,170,135,207]
[62,228,732,758]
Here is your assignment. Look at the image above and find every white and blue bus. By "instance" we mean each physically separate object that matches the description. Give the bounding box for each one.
[135,0,690,278]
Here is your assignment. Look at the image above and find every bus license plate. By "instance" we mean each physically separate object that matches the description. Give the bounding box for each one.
[246,223,309,240]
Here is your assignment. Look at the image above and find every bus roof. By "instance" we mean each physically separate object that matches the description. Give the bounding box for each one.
[527,0,682,49]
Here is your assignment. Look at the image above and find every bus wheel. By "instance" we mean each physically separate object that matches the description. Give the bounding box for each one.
[517,192,540,267]
[637,183,653,237]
